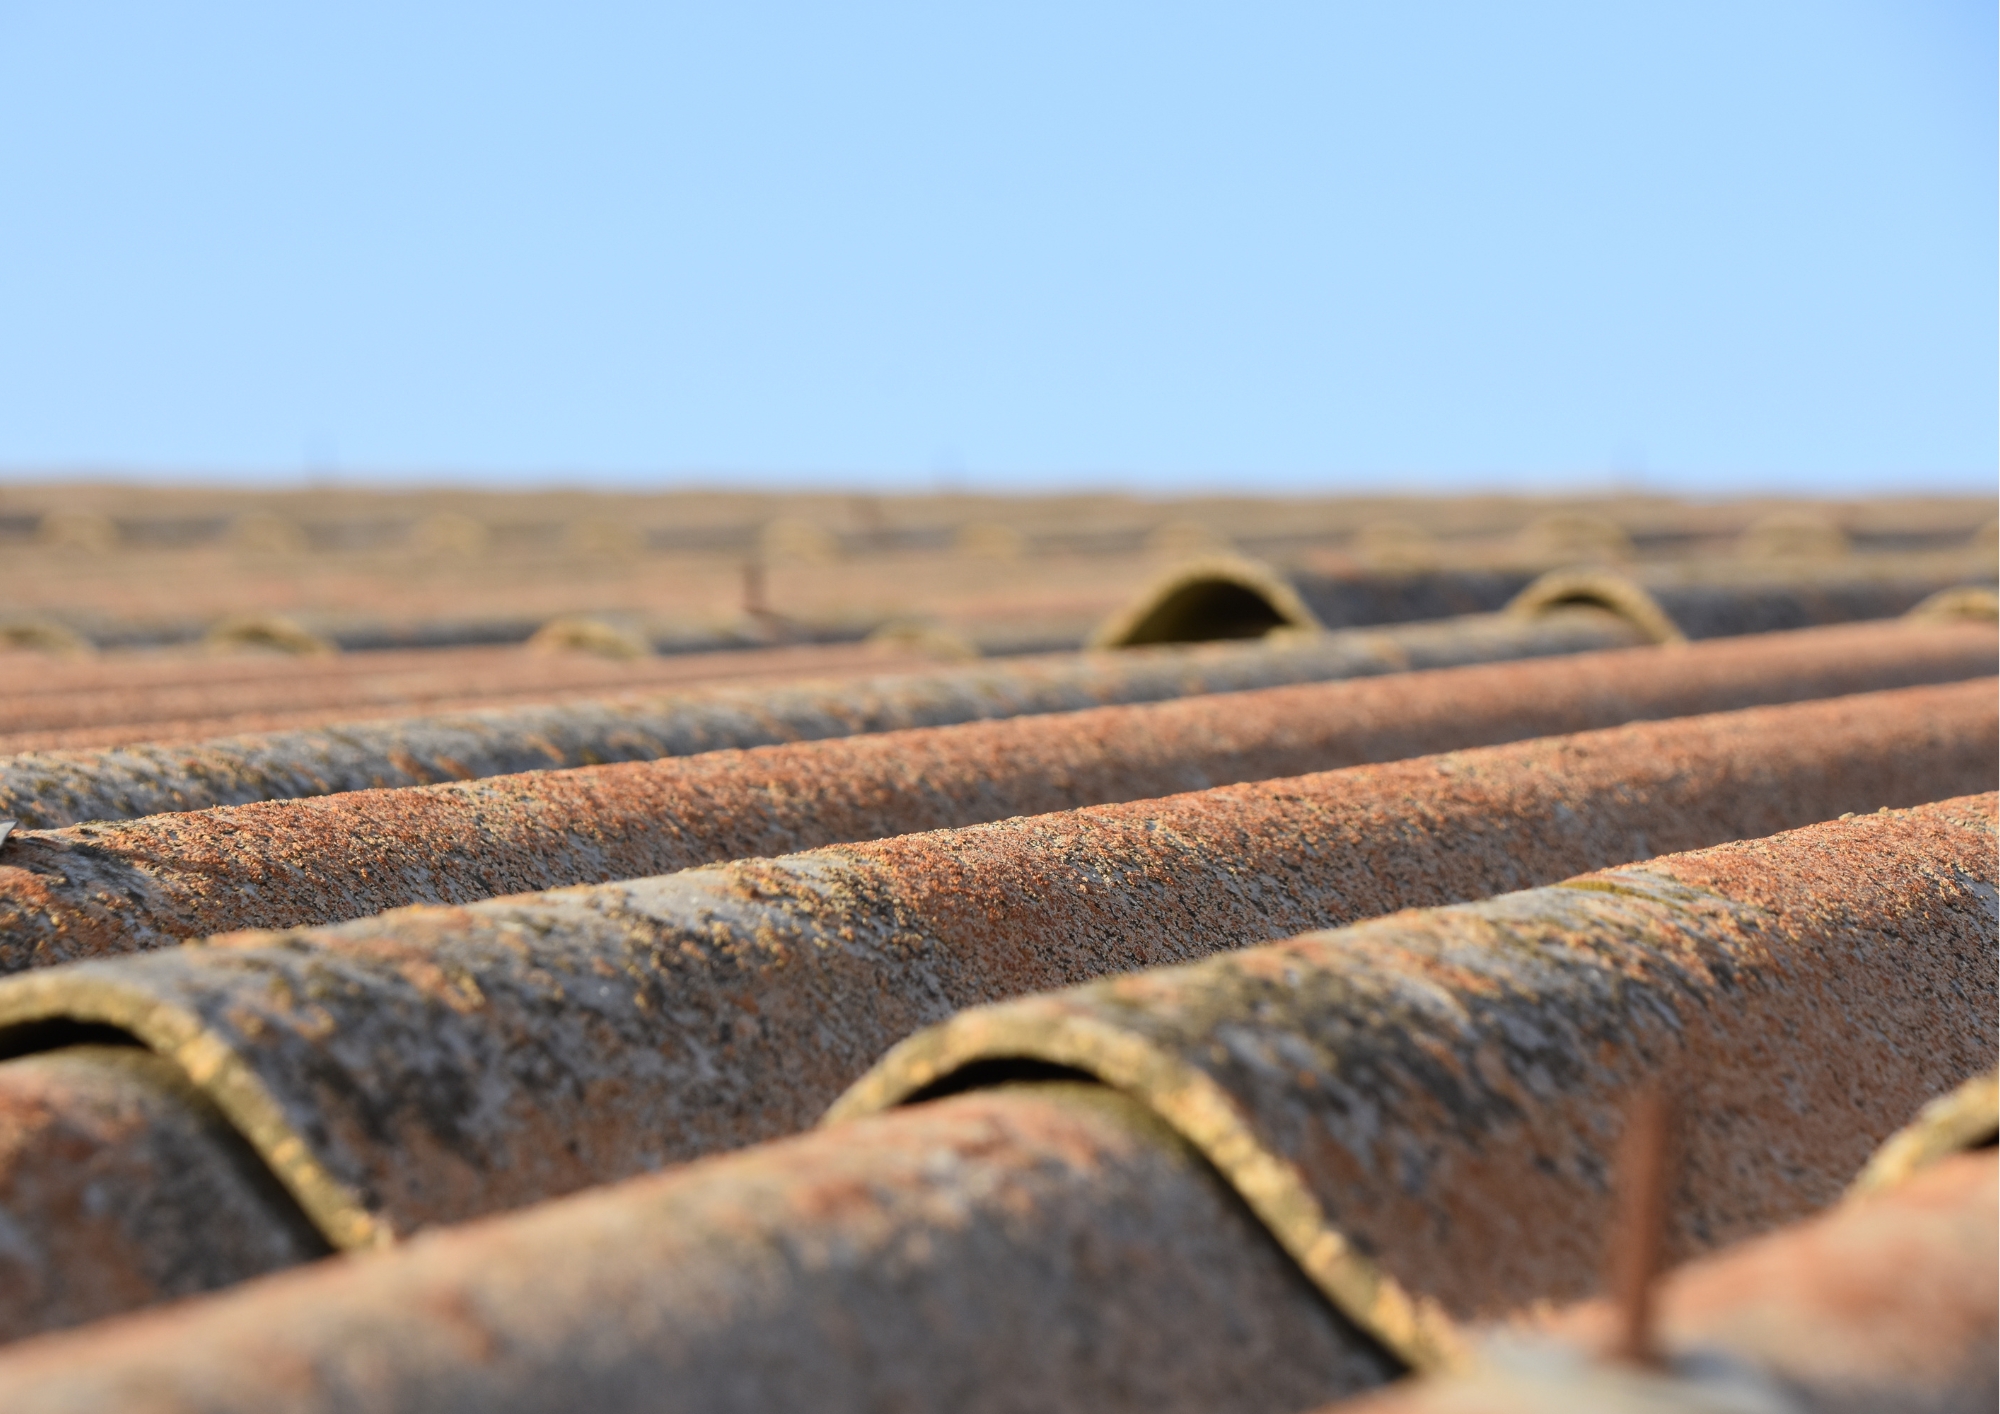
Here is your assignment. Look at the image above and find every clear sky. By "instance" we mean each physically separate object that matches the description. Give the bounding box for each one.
[0,2,1992,494]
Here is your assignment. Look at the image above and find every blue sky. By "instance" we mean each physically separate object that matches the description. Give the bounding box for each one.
[0,2,1992,493]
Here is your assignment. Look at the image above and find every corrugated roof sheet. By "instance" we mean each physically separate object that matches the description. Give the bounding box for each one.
[0,616,1986,965]
[0,801,1988,1410]
[0,605,1655,828]
[0,506,1992,1410]
[0,678,1990,1336]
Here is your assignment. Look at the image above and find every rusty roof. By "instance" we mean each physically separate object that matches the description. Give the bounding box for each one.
[0,549,1991,1408]
[0,605,1651,828]
[0,639,956,754]
[0,679,1988,1343]
[0,802,1988,1409]
[0,617,1987,967]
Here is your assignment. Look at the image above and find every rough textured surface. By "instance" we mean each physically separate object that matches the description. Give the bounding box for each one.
[3,619,1990,968]
[0,1084,1400,1414]
[0,1045,328,1340]
[0,682,1989,1264]
[0,801,1992,1411]
[0,640,946,754]
[1335,1148,1999,1414]
[838,796,2000,1368]
[0,608,1646,827]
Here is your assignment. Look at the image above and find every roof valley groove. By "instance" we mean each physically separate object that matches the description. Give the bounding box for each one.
[0,798,1988,1413]
[0,681,1990,1336]
[1324,1086,2000,1413]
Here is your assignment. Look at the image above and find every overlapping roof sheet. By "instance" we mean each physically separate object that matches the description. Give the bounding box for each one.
[0,490,1991,1412]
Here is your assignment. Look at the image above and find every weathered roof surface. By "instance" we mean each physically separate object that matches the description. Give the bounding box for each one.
[0,681,1986,1290]
[3,618,1989,967]
[0,1047,326,1342]
[0,1081,1399,1414]
[0,639,951,754]
[0,801,1988,1413]
[0,504,1989,1396]
[836,794,1998,1368]
[0,606,1646,828]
